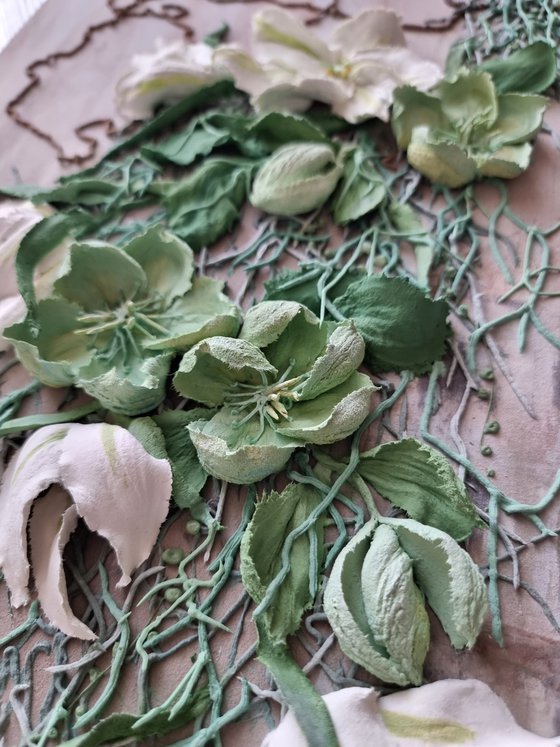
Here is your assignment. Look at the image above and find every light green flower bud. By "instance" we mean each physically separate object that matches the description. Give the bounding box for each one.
[249,143,343,216]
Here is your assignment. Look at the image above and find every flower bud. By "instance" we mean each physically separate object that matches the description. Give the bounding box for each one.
[249,143,343,216]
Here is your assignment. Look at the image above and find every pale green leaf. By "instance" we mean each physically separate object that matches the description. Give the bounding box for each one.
[483,93,548,148]
[334,275,450,374]
[241,482,324,642]
[480,42,557,94]
[127,417,168,460]
[359,438,481,541]
[384,517,487,649]
[333,148,386,224]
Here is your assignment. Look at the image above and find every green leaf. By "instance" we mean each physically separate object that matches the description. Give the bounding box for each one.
[241,482,324,642]
[358,438,482,541]
[142,276,241,352]
[276,371,374,445]
[203,22,230,48]
[360,524,429,685]
[188,408,300,484]
[386,202,433,287]
[0,402,101,437]
[127,416,168,460]
[333,148,386,224]
[0,179,122,206]
[384,517,487,649]
[174,336,276,407]
[53,243,147,312]
[483,93,548,149]
[152,408,214,511]
[242,111,329,156]
[58,687,209,746]
[153,157,254,249]
[256,622,338,747]
[480,42,557,94]
[334,275,450,374]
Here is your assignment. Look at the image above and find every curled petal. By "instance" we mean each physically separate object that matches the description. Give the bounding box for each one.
[29,486,96,640]
[329,8,406,55]
[58,424,172,587]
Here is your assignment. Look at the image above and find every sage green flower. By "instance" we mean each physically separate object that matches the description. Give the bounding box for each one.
[173,300,375,484]
[5,227,240,415]
[391,69,547,188]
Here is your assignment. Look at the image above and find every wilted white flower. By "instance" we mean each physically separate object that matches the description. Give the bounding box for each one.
[115,39,228,121]
[214,7,441,123]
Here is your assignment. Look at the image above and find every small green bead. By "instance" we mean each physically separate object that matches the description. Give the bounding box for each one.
[75,704,86,718]
[486,469,496,478]
[481,445,493,457]
[373,255,388,268]
[185,519,201,536]
[88,667,101,681]
[161,548,185,565]
[480,368,495,381]
[48,729,58,740]
[477,388,491,400]
[484,420,500,434]
[164,588,182,603]
[457,304,469,318]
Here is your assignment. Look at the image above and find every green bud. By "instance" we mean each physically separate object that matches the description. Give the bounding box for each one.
[487,468,496,478]
[477,388,491,400]
[480,368,495,381]
[484,420,500,434]
[161,548,185,565]
[48,729,59,740]
[164,587,182,603]
[249,143,343,216]
[457,304,469,318]
[185,519,201,536]
[481,445,493,456]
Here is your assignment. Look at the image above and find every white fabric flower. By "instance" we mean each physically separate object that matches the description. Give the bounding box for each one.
[214,8,442,123]
[0,423,172,639]
[115,39,228,120]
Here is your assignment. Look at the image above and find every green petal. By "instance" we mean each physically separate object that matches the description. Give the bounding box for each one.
[174,336,276,407]
[335,276,450,374]
[407,137,477,188]
[124,227,194,300]
[483,93,547,148]
[323,520,412,685]
[188,408,300,484]
[333,148,386,225]
[438,70,498,131]
[54,243,147,312]
[476,143,533,179]
[241,301,328,377]
[361,524,429,685]
[391,86,448,149]
[358,438,481,541]
[78,353,171,416]
[142,276,241,351]
[384,517,487,649]
[298,320,365,400]
[276,371,374,444]
[5,299,92,387]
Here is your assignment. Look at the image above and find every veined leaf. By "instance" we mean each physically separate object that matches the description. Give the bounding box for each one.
[480,42,557,94]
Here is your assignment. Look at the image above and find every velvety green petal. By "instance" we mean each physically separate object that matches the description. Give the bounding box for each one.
[78,352,171,415]
[5,299,93,386]
[298,320,365,400]
[333,148,386,225]
[276,371,374,444]
[407,137,478,188]
[241,301,328,377]
[483,93,547,148]
[174,336,276,406]
[384,517,487,649]
[361,524,429,685]
[334,276,450,374]
[124,227,194,300]
[188,408,300,484]
[476,143,533,179]
[142,276,241,351]
[54,243,147,312]
[438,71,498,131]
[480,42,557,95]
[391,86,448,149]
[358,438,482,541]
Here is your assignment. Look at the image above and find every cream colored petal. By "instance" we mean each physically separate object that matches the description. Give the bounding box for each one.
[0,201,49,300]
[252,7,332,67]
[0,425,68,607]
[213,46,277,99]
[255,75,350,114]
[329,8,406,56]
[59,423,172,587]
[0,295,26,350]
[28,486,96,641]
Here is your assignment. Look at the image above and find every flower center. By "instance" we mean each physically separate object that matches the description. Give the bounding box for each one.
[223,360,309,442]
[326,61,353,80]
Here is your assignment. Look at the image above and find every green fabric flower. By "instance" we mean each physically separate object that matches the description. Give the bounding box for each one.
[391,69,547,188]
[5,227,240,415]
[173,300,376,484]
